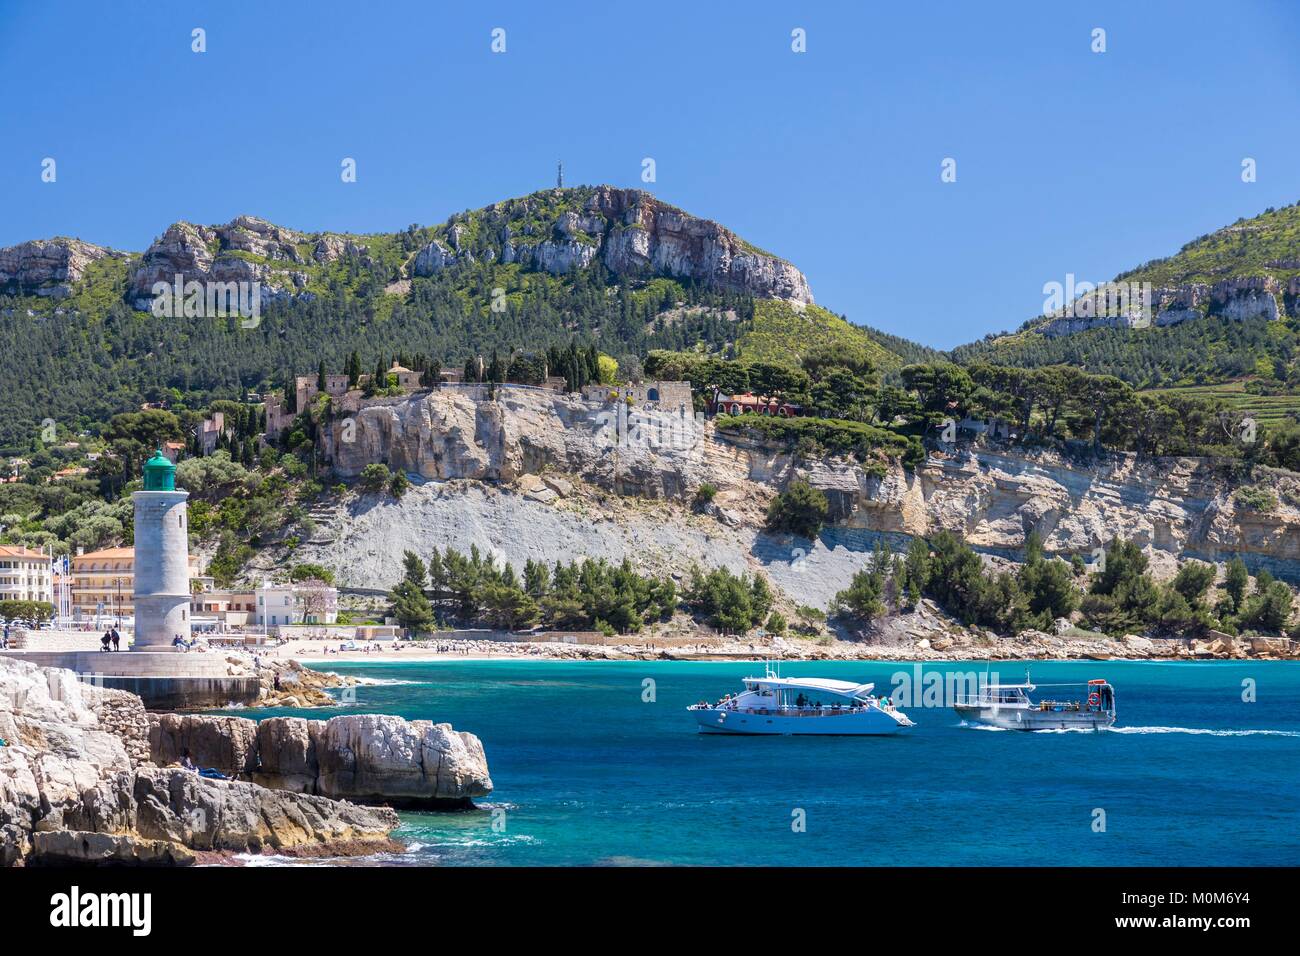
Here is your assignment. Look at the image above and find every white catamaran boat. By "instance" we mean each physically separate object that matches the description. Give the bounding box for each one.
[688,664,915,735]
[953,671,1116,731]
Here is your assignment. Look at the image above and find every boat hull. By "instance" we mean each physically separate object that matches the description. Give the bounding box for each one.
[954,705,1115,731]
[693,707,911,736]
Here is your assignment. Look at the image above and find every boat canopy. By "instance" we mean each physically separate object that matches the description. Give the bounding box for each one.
[745,676,876,699]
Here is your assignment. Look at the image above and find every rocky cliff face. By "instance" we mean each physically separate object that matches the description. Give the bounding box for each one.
[795,446,1300,578]
[312,388,1300,598]
[0,238,123,298]
[1036,274,1297,337]
[124,215,362,310]
[324,388,713,499]
[412,186,813,304]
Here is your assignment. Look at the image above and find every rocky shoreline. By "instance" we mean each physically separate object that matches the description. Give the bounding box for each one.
[0,657,491,866]
[273,607,1298,665]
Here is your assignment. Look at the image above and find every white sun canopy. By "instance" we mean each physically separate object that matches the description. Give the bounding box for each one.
[748,676,876,699]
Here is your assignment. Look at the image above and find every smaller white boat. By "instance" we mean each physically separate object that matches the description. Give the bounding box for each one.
[688,663,915,735]
[954,671,1116,731]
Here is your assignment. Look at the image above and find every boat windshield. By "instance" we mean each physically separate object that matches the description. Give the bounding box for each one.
[961,686,1030,705]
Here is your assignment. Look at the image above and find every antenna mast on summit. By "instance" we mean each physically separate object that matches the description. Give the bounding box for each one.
[557,161,564,189]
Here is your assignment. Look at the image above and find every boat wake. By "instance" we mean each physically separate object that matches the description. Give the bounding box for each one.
[957,721,1007,731]
[1110,725,1300,737]
[348,677,427,687]
[1028,726,1107,734]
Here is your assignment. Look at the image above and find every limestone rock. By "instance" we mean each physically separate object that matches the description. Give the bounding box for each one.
[126,218,313,310]
[542,475,574,497]
[31,830,196,866]
[149,712,259,777]
[253,717,324,793]
[412,240,456,275]
[1121,634,1157,655]
[0,238,122,299]
[132,766,398,853]
[1,658,406,866]
[417,186,813,303]
[589,187,813,304]
[314,714,493,807]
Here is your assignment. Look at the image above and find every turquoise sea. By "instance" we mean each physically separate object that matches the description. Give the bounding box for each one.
[253,659,1300,866]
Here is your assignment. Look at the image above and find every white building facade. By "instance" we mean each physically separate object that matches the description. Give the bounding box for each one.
[255,581,339,628]
[0,546,54,606]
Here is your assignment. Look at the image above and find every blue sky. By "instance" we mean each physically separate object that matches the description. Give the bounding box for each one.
[3,0,1299,349]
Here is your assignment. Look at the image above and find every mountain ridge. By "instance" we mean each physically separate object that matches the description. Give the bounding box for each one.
[3,190,1298,451]
[0,186,814,308]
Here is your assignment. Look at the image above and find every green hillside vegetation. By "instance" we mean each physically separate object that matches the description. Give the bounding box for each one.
[714,413,923,473]
[0,227,754,452]
[1114,200,1300,288]
[954,310,1300,390]
[737,300,941,374]
[832,532,1298,640]
[1141,381,1298,427]
[956,201,1300,390]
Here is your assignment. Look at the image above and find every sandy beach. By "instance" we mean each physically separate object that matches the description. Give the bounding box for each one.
[257,636,776,664]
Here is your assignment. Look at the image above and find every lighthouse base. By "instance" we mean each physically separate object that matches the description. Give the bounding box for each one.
[0,649,260,710]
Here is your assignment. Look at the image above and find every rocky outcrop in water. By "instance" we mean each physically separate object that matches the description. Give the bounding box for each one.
[148,712,493,808]
[0,658,403,866]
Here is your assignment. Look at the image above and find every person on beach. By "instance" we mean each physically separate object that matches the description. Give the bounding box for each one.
[100,631,112,652]
[180,749,197,772]
[110,627,120,651]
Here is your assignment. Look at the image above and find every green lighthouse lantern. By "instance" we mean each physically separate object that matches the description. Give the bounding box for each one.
[142,448,176,491]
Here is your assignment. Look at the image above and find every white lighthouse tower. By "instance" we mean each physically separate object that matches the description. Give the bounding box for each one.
[132,449,191,649]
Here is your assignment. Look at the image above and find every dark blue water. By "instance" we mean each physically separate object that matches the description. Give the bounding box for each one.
[253,660,1300,866]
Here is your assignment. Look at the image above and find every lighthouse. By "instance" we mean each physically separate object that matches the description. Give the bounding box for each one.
[132,449,191,649]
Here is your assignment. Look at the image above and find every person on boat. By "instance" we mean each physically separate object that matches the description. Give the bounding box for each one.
[795,693,807,708]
